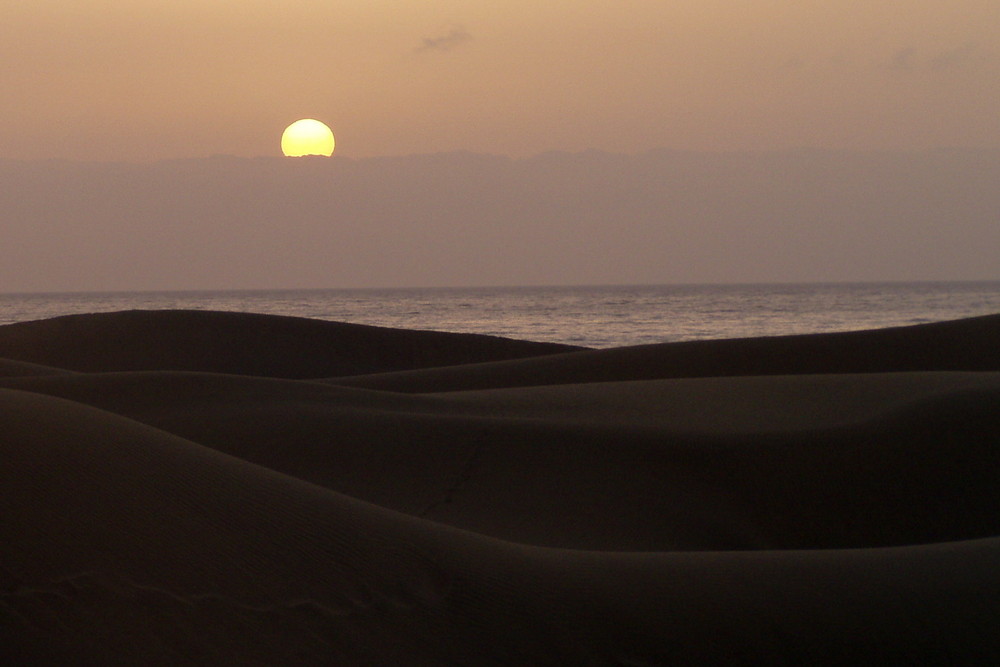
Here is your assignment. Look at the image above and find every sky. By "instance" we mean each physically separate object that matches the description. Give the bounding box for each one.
[1,2,998,292]
[3,1,999,161]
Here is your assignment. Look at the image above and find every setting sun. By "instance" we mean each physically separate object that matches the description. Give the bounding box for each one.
[281,119,335,157]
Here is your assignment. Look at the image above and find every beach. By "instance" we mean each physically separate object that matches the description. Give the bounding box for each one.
[2,309,999,664]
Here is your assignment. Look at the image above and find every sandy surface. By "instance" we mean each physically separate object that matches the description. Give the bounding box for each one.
[2,310,998,664]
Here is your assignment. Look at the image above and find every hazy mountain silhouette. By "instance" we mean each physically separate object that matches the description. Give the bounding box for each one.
[2,149,998,291]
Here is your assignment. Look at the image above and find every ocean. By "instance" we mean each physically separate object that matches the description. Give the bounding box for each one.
[2,282,999,349]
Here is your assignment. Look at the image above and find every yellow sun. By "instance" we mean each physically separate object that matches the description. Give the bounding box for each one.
[281,119,335,157]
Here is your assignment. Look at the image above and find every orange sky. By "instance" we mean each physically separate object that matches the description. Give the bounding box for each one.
[3,1,999,161]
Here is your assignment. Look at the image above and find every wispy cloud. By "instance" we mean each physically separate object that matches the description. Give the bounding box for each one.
[416,26,472,54]
[890,43,986,72]
[929,42,982,69]
[890,47,917,72]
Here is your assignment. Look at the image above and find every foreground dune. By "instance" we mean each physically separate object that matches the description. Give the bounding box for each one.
[2,310,999,664]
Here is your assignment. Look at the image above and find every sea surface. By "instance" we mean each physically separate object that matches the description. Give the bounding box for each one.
[2,282,999,349]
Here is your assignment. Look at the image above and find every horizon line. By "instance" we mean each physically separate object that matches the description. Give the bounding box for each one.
[5,144,1000,167]
[5,278,1000,298]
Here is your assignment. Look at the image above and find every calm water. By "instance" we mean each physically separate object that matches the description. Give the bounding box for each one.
[1,282,999,349]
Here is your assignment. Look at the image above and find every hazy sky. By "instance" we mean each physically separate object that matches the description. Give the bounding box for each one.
[3,150,998,291]
[4,1,999,161]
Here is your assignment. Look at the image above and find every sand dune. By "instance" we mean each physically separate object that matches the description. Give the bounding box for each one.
[0,310,580,377]
[332,313,1000,392]
[0,358,77,378]
[2,310,999,664]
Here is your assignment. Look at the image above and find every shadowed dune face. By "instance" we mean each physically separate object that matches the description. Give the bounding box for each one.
[0,357,77,378]
[2,310,999,663]
[2,369,1000,551]
[330,312,1000,392]
[0,309,583,377]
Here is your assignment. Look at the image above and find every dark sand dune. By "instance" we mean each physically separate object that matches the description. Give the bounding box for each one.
[332,313,1000,392]
[3,369,1000,552]
[0,357,77,378]
[0,309,581,377]
[2,310,999,664]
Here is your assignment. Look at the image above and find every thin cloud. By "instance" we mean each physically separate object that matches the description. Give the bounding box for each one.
[929,42,981,69]
[890,47,916,72]
[890,43,986,72]
[416,26,472,54]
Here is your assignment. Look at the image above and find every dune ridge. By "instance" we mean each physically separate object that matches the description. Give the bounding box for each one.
[2,310,999,664]
[331,313,1000,392]
[0,309,581,377]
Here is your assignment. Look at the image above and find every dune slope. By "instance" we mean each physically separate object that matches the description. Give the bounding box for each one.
[332,313,1000,392]
[0,309,581,377]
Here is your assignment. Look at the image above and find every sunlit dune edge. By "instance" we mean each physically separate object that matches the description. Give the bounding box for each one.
[2,311,999,664]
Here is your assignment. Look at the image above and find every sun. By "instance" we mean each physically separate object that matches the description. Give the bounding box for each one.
[281,119,335,157]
